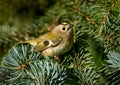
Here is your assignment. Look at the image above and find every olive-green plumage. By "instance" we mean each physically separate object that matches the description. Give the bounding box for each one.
[20,23,74,57]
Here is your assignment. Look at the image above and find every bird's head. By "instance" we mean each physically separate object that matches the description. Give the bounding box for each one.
[52,22,73,38]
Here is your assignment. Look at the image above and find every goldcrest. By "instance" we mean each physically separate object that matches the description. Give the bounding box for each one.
[20,23,74,57]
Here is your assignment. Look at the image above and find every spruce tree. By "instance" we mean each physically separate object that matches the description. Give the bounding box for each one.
[0,0,120,84]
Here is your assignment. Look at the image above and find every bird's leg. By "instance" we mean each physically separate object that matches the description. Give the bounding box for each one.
[53,56,61,63]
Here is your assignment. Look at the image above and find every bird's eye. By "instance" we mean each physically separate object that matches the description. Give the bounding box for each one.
[62,27,66,31]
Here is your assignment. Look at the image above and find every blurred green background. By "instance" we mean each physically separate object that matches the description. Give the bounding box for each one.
[0,0,58,59]
[0,0,56,23]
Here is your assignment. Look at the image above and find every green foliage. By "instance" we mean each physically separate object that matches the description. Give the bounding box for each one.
[103,14,120,52]
[2,44,41,67]
[106,51,120,68]
[104,51,120,85]
[73,51,101,85]
[29,60,66,85]
[0,45,66,84]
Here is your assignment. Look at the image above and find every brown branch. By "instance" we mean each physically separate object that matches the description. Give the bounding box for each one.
[102,0,119,24]
[17,64,27,70]
[86,16,98,28]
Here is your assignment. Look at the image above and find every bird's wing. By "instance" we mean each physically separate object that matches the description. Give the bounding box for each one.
[18,32,62,52]
[34,35,62,52]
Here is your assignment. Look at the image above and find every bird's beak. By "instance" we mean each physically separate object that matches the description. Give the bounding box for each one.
[67,24,73,31]
[69,24,73,28]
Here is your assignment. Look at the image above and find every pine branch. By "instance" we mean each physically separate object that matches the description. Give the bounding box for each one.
[29,60,66,85]
[0,44,67,84]
[104,51,120,84]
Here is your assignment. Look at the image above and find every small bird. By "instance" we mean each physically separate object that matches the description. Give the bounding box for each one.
[20,23,74,58]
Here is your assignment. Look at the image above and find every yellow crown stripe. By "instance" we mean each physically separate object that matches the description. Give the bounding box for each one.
[62,22,68,25]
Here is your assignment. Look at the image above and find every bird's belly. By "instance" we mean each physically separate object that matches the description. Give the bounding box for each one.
[41,41,73,57]
[41,44,70,57]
